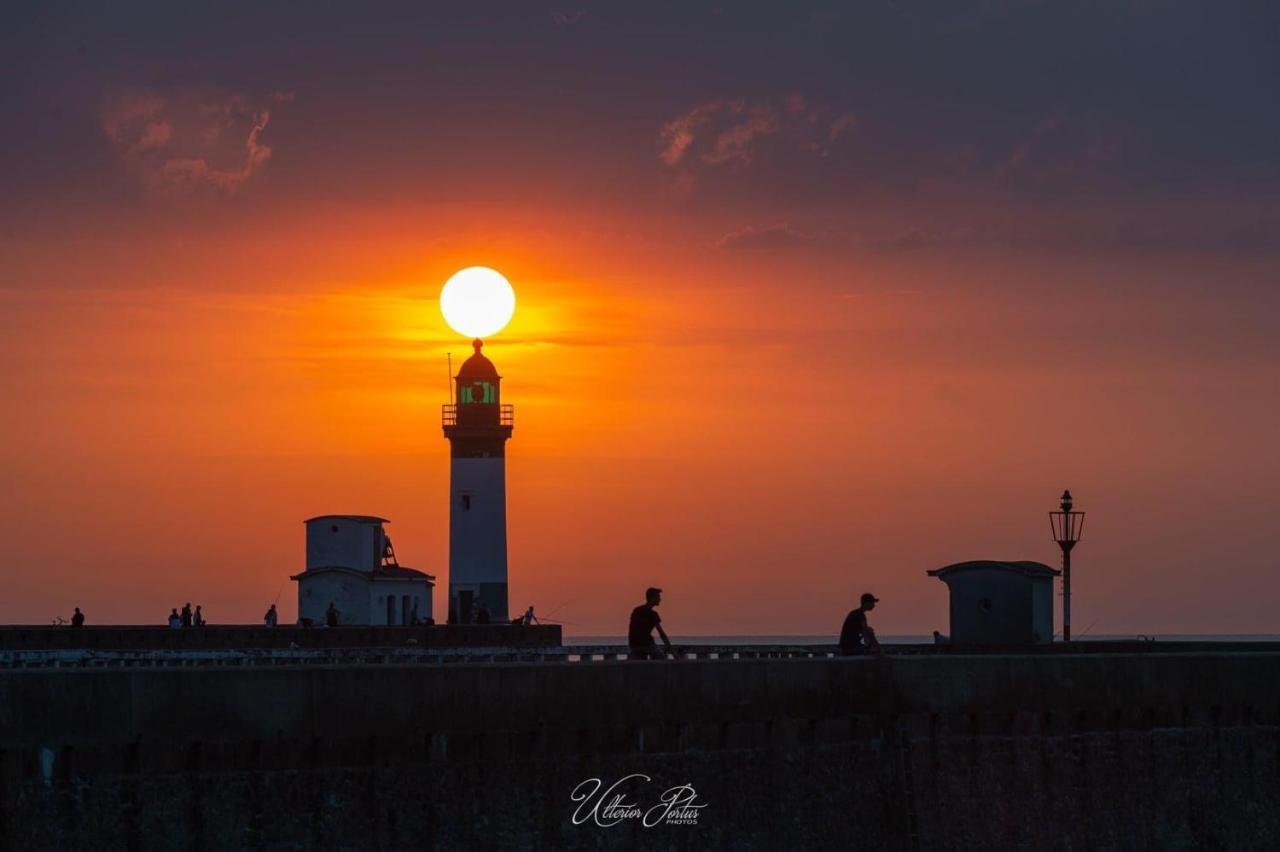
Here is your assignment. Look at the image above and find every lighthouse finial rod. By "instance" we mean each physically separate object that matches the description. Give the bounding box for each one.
[473,338,483,353]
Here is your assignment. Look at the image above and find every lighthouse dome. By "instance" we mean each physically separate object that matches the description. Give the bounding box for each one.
[457,339,499,380]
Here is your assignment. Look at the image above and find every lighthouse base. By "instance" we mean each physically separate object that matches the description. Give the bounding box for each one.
[449,582,509,625]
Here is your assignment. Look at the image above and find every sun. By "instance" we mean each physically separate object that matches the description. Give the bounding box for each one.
[439,266,516,339]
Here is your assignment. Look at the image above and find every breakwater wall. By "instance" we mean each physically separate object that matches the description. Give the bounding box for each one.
[2,652,1278,850]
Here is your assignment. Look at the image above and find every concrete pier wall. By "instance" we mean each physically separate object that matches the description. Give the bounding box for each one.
[1,653,1277,849]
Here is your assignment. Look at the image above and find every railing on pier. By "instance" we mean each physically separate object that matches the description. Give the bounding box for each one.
[0,644,849,670]
[4,639,1277,670]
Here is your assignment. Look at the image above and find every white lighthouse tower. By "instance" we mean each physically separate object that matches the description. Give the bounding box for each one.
[443,339,514,623]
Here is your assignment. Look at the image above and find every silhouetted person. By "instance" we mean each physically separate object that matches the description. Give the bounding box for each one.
[70,607,84,628]
[264,604,278,627]
[522,606,538,626]
[629,587,671,660]
[168,608,181,629]
[193,605,204,627]
[326,602,339,627]
[181,603,192,628]
[476,602,491,625]
[840,593,881,656]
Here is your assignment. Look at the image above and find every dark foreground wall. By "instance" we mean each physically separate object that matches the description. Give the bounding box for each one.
[1,653,1278,850]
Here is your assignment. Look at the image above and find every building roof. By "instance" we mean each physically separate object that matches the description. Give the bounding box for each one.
[926,560,1060,579]
[304,515,389,524]
[290,564,435,583]
[290,565,368,581]
[456,339,500,380]
[371,565,436,583]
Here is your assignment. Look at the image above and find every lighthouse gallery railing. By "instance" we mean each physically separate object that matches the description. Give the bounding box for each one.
[441,404,514,427]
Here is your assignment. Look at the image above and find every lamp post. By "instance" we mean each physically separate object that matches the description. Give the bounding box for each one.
[1049,490,1085,641]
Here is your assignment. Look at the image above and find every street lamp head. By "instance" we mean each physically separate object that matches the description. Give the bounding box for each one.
[1049,488,1084,546]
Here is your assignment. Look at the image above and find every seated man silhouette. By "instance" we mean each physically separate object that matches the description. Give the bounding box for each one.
[839,593,882,656]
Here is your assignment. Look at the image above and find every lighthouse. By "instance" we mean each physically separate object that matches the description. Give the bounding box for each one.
[443,338,514,624]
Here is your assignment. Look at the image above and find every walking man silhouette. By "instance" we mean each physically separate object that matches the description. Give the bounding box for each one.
[628,587,672,660]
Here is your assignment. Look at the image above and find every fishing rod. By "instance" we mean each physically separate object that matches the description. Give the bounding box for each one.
[541,601,571,620]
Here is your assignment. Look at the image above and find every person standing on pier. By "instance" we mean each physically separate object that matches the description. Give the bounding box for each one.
[839,593,882,656]
[70,607,84,628]
[629,587,672,660]
[168,608,181,629]
[264,604,278,627]
[326,601,339,627]
[180,603,193,628]
[193,605,204,627]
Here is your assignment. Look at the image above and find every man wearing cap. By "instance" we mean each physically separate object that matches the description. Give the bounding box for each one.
[628,587,672,660]
[840,593,882,656]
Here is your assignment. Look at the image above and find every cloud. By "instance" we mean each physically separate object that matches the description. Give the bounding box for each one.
[853,218,1280,256]
[659,97,746,166]
[716,223,816,251]
[1090,220,1279,254]
[101,87,292,194]
[995,111,1126,195]
[551,10,588,28]
[659,95,854,172]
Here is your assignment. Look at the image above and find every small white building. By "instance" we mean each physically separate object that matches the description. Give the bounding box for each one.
[291,515,435,626]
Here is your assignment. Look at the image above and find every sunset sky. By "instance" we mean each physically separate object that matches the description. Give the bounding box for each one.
[3,2,1279,635]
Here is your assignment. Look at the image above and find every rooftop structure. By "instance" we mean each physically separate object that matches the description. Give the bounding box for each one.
[291,515,434,626]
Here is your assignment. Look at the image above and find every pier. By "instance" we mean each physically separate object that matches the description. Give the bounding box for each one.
[2,643,1277,849]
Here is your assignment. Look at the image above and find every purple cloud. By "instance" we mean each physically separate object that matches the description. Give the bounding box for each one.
[660,95,855,172]
[101,87,292,194]
[716,223,816,250]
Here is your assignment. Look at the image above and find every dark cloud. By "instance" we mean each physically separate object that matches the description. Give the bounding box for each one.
[994,111,1129,196]
[716,223,817,251]
[100,87,292,195]
[660,95,855,172]
[551,10,589,29]
[1091,220,1280,254]
[856,218,1280,256]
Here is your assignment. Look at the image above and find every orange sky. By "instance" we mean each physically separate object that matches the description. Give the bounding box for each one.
[3,3,1280,636]
[2,197,1278,636]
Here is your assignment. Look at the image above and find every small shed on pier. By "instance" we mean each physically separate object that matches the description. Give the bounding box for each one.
[927,560,1059,645]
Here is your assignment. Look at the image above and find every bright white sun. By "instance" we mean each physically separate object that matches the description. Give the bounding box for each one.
[439,266,516,339]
